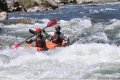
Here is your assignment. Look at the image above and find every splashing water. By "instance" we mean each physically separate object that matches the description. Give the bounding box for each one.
[0,2,120,80]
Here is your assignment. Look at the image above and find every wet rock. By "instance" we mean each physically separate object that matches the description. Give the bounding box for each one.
[0,18,43,25]
[0,11,8,20]
[0,0,8,11]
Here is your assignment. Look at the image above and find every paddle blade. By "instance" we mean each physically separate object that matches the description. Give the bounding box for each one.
[47,19,57,27]
[11,43,20,49]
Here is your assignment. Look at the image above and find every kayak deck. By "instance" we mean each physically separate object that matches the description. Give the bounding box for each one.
[26,41,61,51]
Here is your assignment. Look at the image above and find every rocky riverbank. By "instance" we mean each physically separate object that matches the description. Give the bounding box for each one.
[5,0,120,12]
[0,0,119,25]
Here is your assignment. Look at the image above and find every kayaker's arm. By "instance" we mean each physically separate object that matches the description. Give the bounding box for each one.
[62,36,69,46]
[26,38,36,44]
[26,39,33,44]
[42,29,51,41]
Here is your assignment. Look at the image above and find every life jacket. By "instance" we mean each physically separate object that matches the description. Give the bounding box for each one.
[35,39,42,47]
[35,34,43,47]
[52,32,63,45]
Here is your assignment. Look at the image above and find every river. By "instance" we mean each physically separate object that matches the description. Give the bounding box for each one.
[0,2,120,80]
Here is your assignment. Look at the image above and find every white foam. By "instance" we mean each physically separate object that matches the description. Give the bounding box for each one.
[1,18,120,79]
[0,43,120,79]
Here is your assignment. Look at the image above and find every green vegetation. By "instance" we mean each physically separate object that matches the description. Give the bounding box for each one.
[18,0,35,6]
[17,0,69,5]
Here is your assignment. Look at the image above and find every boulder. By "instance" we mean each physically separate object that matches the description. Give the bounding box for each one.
[0,11,8,20]
[0,0,8,11]
[47,0,58,7]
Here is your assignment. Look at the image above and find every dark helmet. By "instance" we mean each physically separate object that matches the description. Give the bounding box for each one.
[35,28,42,33]
[55,26,61,30]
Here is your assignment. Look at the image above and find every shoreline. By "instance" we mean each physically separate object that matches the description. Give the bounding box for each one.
[8,1,120,13]
[1,0,118,12]
[0,1,120,25]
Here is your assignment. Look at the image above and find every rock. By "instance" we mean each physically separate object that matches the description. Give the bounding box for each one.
[0,11,8,20]
[47,0,58,7]
[27,6,47,12]
[0,18,43,25]
[0,0,8,11]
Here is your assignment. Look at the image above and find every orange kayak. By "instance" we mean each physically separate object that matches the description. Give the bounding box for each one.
[26,41,62,51]
[46,41,60,49]
[25,45,46,51]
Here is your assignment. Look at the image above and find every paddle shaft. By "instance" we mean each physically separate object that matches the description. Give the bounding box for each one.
[19,27,48,45]
[12,19,57,48]
[18,34,36,45]
[17,27,49,46]
[42,27,47,30]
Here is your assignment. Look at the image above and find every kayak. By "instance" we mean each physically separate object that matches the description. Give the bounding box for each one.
[26,45,46,51]
[26,41,63,51]
[46,41,60,49]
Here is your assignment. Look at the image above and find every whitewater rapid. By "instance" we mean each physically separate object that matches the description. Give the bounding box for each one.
[0,18,120,79]
[1,2,120,79]
[0,43,120,79]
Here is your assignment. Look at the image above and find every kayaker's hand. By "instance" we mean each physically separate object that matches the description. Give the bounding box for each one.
[62,43,66,47]
[26,39,33,44]
[42,29,46,33]
[26,41,29,44]
[62,40,69,47]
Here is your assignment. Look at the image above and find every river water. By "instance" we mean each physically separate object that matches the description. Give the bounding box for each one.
[0,2,120,80]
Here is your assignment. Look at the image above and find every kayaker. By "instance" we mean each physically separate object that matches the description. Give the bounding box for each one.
[26,28,48,50]
[50,26,69,46]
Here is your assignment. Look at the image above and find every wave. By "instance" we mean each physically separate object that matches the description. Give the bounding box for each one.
[0,43,120,79]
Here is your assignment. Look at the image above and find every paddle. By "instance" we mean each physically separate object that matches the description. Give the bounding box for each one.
[29,29,36,34]
[11,19,57,48]
[29,29,47,35]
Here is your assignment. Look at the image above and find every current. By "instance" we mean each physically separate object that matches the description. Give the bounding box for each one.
[0,2,120,80]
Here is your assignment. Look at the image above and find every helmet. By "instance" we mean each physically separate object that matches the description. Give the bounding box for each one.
[55,26,61,30]
[35,28,42,33]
